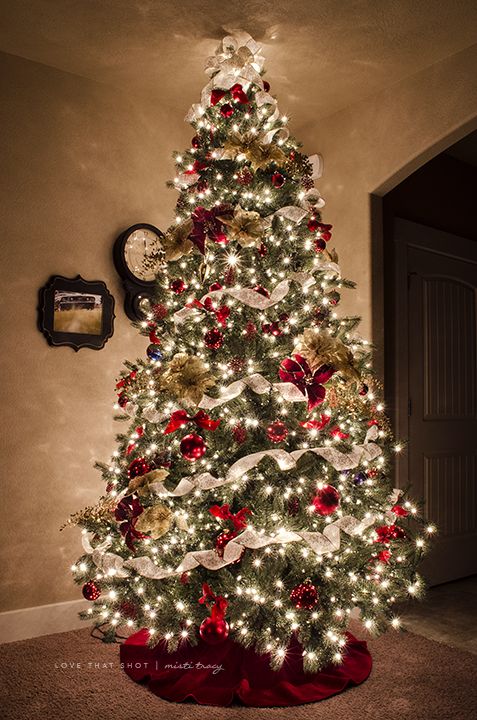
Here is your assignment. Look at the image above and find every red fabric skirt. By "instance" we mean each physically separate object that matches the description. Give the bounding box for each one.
[120,629,372,706]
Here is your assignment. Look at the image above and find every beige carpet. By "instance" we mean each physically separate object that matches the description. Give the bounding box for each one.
[1,623,476,720]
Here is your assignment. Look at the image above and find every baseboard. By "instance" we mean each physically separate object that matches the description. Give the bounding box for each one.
[0,598,88,644]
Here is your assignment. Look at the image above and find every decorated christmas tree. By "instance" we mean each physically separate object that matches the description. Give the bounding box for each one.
[69,31,434,676]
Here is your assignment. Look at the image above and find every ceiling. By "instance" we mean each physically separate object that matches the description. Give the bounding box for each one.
[1,0,477,129]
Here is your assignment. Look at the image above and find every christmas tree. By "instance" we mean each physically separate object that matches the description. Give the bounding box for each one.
[69,31,434,673]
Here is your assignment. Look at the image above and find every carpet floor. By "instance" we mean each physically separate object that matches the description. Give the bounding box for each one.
[1,623,476,720]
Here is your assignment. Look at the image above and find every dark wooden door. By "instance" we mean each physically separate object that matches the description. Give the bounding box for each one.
[393,218,477,585]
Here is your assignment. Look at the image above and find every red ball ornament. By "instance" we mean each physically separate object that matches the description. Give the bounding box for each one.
[232,424,247,444]
[308,217,320,232]
[271,172,285,188]
[312,485,341,516]
[220,103,234,118]
[199,617,229,645]
[215,531,237,557]
[170,278,186,294]
[180,433,207,461]
[359,383,369,396]
[191,135,201,148]
[128,457,151,479]
[204,327,224,350]
[267,420,289,443]
[263,80,271,92]
[229,356,246,373]
[82,581,101,601]
[117,393,129,408]
[290,579,318,610]
[314,238,327,253]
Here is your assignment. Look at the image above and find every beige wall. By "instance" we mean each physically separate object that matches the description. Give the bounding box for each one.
[0,42,476,614]
[0,52,187,612]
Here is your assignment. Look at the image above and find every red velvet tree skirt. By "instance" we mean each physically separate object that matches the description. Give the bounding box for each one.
[120,629,372,706]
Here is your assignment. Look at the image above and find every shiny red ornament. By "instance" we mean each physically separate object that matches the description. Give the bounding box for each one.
[229,356,246,373]
[232,424,247,444]
[267,420,289,444]
[204,327,224,350]
[151,303,168,320]
[367,468,379,478]
[220,103,234,118]
[170,278,186,294]
[359,383,369,396]
[117,393,129,408]
[210,88,226,105]
[253,285,270,298]
[308,217,320,232]
[312,485,341,516]
[314,238,326,253]
[128,457,151,479]
[290,579,318,610]
[180,433,206,461]
[191,135,201,148]
[82,581,101,601]
[271,172,285,188]
[262,321,282,336]
[199,617,230,645]
[215,530,237,557]
[263,80,271,92]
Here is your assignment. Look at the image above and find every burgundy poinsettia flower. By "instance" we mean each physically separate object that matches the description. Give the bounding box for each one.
[374,524,406,545]
[115,495,148,551]
[279,354,335,412]
[190,205,231,254]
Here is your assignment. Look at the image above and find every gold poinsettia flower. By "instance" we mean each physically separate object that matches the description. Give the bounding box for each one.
[135,502,172,539]
[218,204,266,248]
[163,219,194,262]
[159,353,216,405]
[245,140,287,172]
[127,468,170,497]
[296,328,361,381]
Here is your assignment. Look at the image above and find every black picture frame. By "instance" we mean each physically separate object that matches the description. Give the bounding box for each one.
[113,223,164,321]
[38,275,115,351]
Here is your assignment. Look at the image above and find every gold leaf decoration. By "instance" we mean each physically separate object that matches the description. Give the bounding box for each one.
[218,204,266,248]
[163,219,194,261]
[135,502,173,539]
[127,468,170,497]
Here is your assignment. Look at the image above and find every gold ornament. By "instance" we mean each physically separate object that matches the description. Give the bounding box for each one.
[127,468,170,497]
[163,219,194,262]
[218,204,266,248]
[297,328,361,381]
[159,353,216,405]
[135,502,172,539]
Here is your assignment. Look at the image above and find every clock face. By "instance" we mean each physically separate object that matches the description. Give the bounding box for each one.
[123,227,163,282]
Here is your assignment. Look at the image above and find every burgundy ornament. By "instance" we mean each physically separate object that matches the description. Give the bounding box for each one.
[237,168,253,185]
[359,384,369,396]
[128,458,151,480]
[288,496,300,516]
[271,172,285,188]
[215,530,237,558]
[312,485,341,516]
[220,103,234,118]
[170,278,186,294]
[204,327,224,350]
[180,433,207,461]
[232,424,247,444]
[290,579,318,610]
[82,581,101,601]
[314,238,326,253]
[117,393,129,408]
[267,420,289,444]
[191,135,201,148]
[263,80,271,92]
[199,617,230,645]
[229,356,246,373]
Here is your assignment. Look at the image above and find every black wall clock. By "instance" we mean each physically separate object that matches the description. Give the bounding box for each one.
[113,223,164,320]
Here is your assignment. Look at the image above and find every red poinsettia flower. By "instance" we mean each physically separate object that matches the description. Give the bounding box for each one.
[300,413,331,431]
[374,524,406,544]
[190,205,231,254]
[391,504,410,517]
[330,426,350,440]
[279,354,335,412]
[115,495,148,551]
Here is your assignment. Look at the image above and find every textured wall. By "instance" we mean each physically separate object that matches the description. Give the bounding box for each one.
[0,52,188,611]
[0,41,476,614]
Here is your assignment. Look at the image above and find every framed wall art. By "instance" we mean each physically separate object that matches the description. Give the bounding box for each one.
[38,275,115,351]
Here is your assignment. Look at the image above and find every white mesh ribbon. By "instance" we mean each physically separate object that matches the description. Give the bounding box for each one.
[199,373,306,410]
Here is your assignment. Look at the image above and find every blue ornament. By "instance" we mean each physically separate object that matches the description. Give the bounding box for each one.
[353,471,367,486]
[147,344,163,362]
